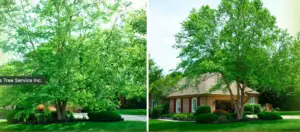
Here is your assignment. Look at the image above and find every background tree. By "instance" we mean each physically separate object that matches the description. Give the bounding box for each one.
[174,0,293,120]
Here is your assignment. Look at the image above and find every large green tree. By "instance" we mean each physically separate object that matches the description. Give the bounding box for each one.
[174,0,293,120]
[0,0,146,121]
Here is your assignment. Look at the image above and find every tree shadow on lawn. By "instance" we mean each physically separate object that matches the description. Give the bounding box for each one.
[0,121,146,131]
[149,120,299,131]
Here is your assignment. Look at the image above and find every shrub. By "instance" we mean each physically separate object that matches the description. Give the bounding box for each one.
[257,112,282,120]
[5,111,20,124]
[253,104,262,114]
[244,105,254,114]
[51,111,58,120]
[213,109,229,115]
[66,111,75,120]
[161,114,174,118]
[162,103,169,114]
[226,113,248,120]
[151,105,163,119]
[171,113,195,121]
[195,106,211,116]
[88,111,123,122]
[244,104,262,114]
[0,109,8,118]
[195,113,219,123]
[172,113,188,120]
[34,112,52,123]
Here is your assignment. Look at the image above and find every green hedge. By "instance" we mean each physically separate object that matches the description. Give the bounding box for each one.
[195,106,211,116]
[6,110,75,124]
[244,104,262,114]
[171,113,195,121]
[196,113,219,123]
[257,112,282,120]
[88,111,124,122]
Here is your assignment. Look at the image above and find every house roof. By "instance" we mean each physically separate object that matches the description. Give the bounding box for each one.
[167,73,259,98]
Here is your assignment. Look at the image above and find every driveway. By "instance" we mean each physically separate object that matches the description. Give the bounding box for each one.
[121,114,146,122]
[74,113,146,122]
[247,115,300,119]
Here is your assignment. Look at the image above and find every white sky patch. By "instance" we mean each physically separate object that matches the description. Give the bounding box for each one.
[148,0,300,75]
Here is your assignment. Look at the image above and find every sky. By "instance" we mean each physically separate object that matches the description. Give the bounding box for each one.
[0,0,146,66]
[148,0,300,75]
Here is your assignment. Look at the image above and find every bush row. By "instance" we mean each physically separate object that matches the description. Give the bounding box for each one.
[257,112,282,120]
[6,110,123,124]
[6,111,75,124]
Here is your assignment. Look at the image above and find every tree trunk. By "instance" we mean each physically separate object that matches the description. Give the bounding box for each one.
[55,101,67,121]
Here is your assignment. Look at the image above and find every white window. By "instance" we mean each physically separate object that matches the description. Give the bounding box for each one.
[192,97,197,113]
[176,99,181,113]
[250,97,255,104]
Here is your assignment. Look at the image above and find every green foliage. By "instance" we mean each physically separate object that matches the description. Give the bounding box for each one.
[88,111,123,122]
[257,112,282,120]
[174,0,297,120]
[151,105,164,119]
[226,113,248,121]
[0,109,8,118]
[118,109,146,115]
[195,106,211,116]
[195,113,219,123]
[5,111,20,124]
[0,0,146,121]
[161,114,174,118]
[171,113,195,121]
[244,104,262,114]
[244,105,254,113]
[66,111,75,121]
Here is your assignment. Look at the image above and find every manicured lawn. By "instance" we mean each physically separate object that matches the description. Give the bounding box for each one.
[118,109,146,115]
[0,121,146,131]
[277,111,300,115]
[150,119,300,131]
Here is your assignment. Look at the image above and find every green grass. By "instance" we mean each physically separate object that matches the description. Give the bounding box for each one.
[150,119,300,131]
[277,111,300,115]
[118,109,146,115]
[0,121,146,131]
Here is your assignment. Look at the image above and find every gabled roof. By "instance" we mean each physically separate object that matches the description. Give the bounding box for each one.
[167,73,259,98]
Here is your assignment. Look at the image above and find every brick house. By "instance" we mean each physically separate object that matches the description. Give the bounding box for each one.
[167,73,259,113]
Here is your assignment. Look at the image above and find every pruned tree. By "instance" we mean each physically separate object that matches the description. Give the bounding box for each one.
[174,0,293,120]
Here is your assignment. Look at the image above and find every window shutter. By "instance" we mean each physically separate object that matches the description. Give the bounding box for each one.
[181,98,183,113]
[197,97,200,106]
[189,97,192,113]
[173,99,176,113]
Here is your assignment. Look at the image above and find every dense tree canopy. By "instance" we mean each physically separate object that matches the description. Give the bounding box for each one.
[175,0,299,119]
[0,0,146,121]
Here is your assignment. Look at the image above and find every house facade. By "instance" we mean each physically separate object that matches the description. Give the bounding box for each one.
[167,74,259,113]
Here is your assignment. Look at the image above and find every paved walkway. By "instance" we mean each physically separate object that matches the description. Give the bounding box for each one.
[121,114,146,122]
[247,115,300,119]
[157,118,195,122]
